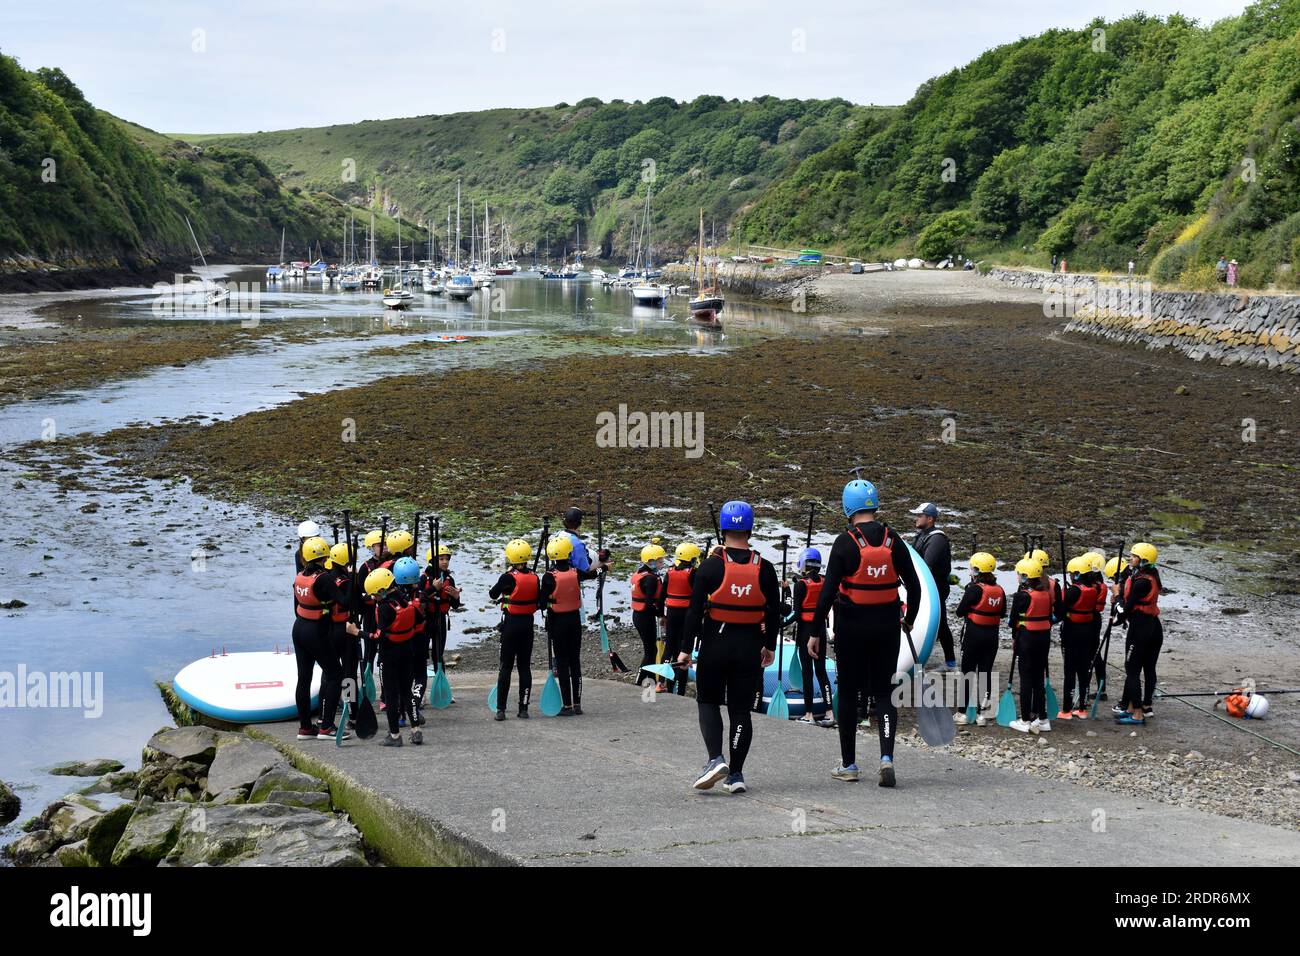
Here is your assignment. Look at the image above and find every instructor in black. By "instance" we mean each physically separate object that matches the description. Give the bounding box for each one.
[910,502,955,669]
[812,479,921,787]
[680,499,781,795]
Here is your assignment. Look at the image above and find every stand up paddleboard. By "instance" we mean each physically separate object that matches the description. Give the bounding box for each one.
[173,650,320,723]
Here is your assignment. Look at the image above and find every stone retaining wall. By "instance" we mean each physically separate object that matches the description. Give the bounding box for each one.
[986,268,1300,373]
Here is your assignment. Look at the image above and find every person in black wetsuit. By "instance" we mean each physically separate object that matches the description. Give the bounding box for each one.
[680,500,781,795]
[420,545,462,685]
[348,564,424,746]
[291,536,346,741]
[790,547,835,726]
[811,479,920,788]
[953,551,1005,724]
[1006,556,1056,734]
[630,543,667,687]
[323,541,359,728]
[1114,543,1163,725]
[489,538,542,720]
[910,502,956,669]
[540,535,600,715]
[662,542,702,696]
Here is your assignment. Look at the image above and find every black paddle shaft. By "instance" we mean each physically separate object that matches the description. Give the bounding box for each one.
[805,503,815,550]
[778,535,789,680]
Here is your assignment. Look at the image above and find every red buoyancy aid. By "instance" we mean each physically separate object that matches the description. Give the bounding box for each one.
[707,550,765,624]
[294,571,325,621]
[799,577,824,622]
[384,597,417,642]
[1020,587,1052,632]
[630,569,657,613]
[966,582,1005,627]
[1067,581,1105,623]
[838,525,900,606]
[503,569,540,616]
[549,568,581,613]
[664,567,694,609]
[1123,571,1160,616]
[328,572,350,623]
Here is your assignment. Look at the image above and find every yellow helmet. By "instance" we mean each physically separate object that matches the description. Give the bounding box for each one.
[1015,556,1043,578]
[386,529,414,555]
[1081,551,1105,574]
[328,542,353,568]
[641,543,667,564]
[1024,548,1050,568]
[364,567,395,596]
[504,539,532,565]
[674,542,702,564]
[425,545,452,563]
[364,529,385,549]
[1066,556,1087,576]
[546,536,574,561]
[1131,542,1158,565]
[969,552,997,574]
[1104,556,1123,579]
[301,536,330,563]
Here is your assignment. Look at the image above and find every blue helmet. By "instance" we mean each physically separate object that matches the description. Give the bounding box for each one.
[797,547,822,570]
[842,479,879,518]
[719,500,754,533]
[392,556,420,586]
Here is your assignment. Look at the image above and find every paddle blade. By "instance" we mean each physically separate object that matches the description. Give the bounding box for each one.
[487,684,499,712]
[965,702,977,724]
[598,615,610,654]
[916,697,957,746]
[354,695,378,739]
[788,650,803,692]
[995,687,1017,727]
[768,686,790,720]
[1045,678,1060,717]
[540,672,563,717]
[1088,679,1105,720]
[363,664,378,704]
[430,666,453,710]
[335,700,350,746]
[641,663,676,680]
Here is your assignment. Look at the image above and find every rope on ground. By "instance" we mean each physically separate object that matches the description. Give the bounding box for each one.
[1154,689,1300,759]
[1158,561,1300,612]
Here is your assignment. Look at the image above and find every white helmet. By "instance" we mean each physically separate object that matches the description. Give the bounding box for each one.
[1245,695,1269,720]
[297,520,321,538]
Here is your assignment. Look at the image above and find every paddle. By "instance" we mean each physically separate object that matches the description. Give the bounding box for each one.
[902,618,955,745]
[595,494,629,673]
[428,515,452,710]
[539,526,564,717]
[996,643,1019,727]
[767,535,791,719]
[963,531,978,724]
[1088,539,1125,720]
[342,510,377,739]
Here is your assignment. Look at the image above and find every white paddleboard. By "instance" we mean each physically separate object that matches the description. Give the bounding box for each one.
[173,650,320,723]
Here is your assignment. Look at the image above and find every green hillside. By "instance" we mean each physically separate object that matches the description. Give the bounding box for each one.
[0,51,408,269]
[739,1,1300,288]
[192,97,884,260]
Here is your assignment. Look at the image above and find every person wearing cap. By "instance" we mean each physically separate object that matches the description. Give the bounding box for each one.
[680,500,782,794]
[910,502,956,669]
[811,479,922,787]
[954,551,1005,723]
[791,547,834,726]
[295,520,321,573]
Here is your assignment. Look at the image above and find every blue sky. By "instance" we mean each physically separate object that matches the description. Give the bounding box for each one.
[2,0,1252,133]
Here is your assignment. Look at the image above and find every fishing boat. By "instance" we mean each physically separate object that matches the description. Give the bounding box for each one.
[445,273,475,300]
[688,208,724,324]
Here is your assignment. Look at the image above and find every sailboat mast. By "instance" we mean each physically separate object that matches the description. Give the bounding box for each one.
[184,216,208,270]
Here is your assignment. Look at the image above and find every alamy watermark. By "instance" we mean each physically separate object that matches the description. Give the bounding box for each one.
[596,404,704,459]
[1,665,104,718]
[1043,279,1153,320]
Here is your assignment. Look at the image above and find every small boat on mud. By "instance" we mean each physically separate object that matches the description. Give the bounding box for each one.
[445,273,476,300]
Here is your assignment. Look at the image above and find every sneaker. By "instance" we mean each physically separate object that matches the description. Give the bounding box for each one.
[858,717,871,729]
[494,710,506,722]
[693,756,729,791]
[975,715,988,726]
[1055,710,1073,721]
[559,706,574,716]
[878,759,896,788]
[1073,708,1089,719]
[799,713,816,724]
[1036,719,1052,733]
[517,704,529,719]
[954,712,971,726]
[831,763,861,782]
[655,682,668,693]
[318,726,352,741]
[1112,704,1129,718]
[1117,714,1146,725]
[1143,706,1154,718]
[573,704,583,716]
[297,726,318,740]
[816,716,837,728]
[398,717,407,728]
[944,660,958,671]
[409,729,423,745]
[379,701,387,712]
[720,773,747,794]
[381,733,403,747]
[1009,719,1032,733]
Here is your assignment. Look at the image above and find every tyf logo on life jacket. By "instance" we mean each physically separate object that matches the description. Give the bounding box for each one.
[863,562,890,579]
[729,582,753,599]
